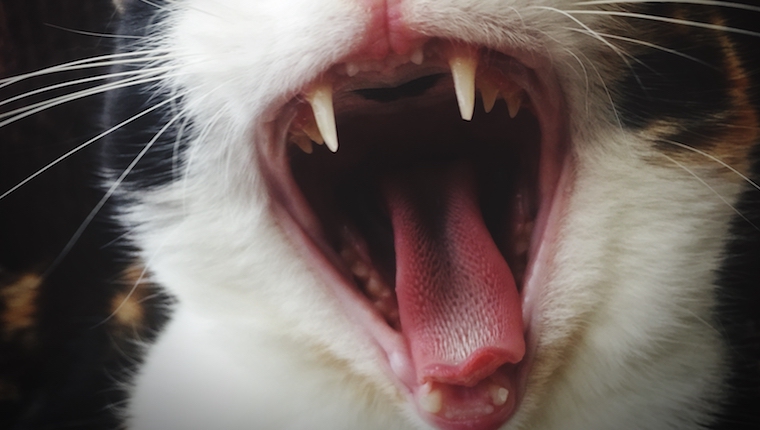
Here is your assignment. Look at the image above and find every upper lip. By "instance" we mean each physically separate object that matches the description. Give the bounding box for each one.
[258,37,569,430]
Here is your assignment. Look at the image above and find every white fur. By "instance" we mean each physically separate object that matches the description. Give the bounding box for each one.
[122,1,739,429]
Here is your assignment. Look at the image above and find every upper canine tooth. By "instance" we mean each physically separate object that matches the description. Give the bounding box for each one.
[506,91,522,119]
[307,83,339,152]
[478,79,499,113]
[448,47,478,121]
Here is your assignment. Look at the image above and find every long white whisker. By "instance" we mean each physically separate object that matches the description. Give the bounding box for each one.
[574,0,760,14]
[660,139,760,192]
[564,10,760,38]
[0,94,182,201]
[44,105,185,277]
[0,71,180,128]
[93,115,180,327]
[43,23,145,40]
[660,153,760,231]
[567,28,717,69]
[0,67,173,109]
[530,6,649,89]
[540,31,593,115]
[0,49,172,88]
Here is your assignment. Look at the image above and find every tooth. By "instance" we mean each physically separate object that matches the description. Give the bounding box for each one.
[345,62,360,77]
[307,83,339,152]
[478,79,499,113]
[506,91,522,118]
[366,276,390,299]
[302,118,324,145]
[419,384,443,414]
[490,385,509,406]
[448,50,478,121]
[291,134,313,154]
[515,220,534,255]
[351,261,370,280]
[411,47,425,65]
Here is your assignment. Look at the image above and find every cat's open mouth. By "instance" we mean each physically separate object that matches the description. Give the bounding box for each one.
[261,39,568,430]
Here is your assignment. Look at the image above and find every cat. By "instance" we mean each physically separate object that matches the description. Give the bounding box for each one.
[2,0,760,429]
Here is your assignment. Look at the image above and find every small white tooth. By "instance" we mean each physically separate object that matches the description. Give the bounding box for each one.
[345,62,360,77]
[449,51,478,121]
[411,47,425,65]
[419,386,442,414]
[490,386,509,406]
[506,91,522,119]
[351,261,370,280]
[366,275,390,299]
[291,134,313,154]
[478,79,499,113]
[307,83,339,152]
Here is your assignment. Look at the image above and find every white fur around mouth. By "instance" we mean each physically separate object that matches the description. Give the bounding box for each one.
[259,38,569,430]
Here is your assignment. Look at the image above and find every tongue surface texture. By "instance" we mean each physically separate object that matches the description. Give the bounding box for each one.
[383,162,525,387]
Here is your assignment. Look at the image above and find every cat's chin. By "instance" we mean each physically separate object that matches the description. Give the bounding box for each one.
[258,38,569,430]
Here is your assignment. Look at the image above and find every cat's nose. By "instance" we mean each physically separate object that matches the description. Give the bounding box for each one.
[356,0,425,58]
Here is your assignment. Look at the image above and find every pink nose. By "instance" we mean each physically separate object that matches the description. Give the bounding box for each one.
[355,0,424,58]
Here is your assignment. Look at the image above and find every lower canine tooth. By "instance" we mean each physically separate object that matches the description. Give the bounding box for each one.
[490,385,509,406]
[448,47,478,121]
[307,83,339,152]
[419,387,443,413]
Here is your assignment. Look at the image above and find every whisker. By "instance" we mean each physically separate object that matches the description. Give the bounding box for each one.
[0,70,180,128]
[530,6,632,60]
[660,139,760,192]
[44,100,185,278]
[563,9,760,38]
[529,6,649,95]
[660,153,760,231]
[539,31,593,114]
[0,66,174,109]
[43,23,145,40]
[0,49,172,89]
[0,93,182,201]
[573,0,760,14]
[567,28,717,69]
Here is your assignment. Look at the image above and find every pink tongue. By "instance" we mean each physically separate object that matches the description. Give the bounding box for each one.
[384,162,525,387]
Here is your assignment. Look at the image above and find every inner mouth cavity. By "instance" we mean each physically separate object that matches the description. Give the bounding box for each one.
[277,42,544,428]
